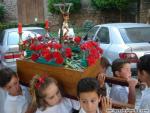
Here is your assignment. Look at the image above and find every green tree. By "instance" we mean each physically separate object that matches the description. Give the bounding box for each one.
[91,0,136,22]
[0,3,5,22]
[48,0,81,14]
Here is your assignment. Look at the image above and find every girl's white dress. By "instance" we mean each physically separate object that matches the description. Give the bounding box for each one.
[36,97,80,113]
[4,85,31,113]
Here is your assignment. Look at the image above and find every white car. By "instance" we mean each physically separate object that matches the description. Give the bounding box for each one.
[83,23,150,76]
[0,27,46,71]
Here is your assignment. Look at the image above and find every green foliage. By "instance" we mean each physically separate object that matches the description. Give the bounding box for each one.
[48,0,81,14]
[91,0,134,11]
[0,3,5,22]
[0,22,45,31]
[83,20,95,32]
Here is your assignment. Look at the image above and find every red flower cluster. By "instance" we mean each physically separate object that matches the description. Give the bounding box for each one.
[22,34,103,67]
[30,41,64,64]
[62,36,81,44]
[74,36,81,44]
[65,48,72,58]
[80,41,103,66]
[23,36,64,64]
[35,75,47,89]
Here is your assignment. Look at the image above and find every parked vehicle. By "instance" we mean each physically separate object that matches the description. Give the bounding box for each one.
[83,23,150,76]
[0,27,46,71]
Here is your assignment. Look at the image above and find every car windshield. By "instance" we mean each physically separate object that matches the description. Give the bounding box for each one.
[8,31,37,45]
[30,29,46,36]
[120,27,150,43]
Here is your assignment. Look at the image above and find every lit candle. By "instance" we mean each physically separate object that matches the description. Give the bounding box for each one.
[18,23,22,34]
[45,19,49,29]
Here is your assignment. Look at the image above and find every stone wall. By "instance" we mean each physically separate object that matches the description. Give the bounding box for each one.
[140,0,150,23]
[48,9,136,32]
[3,0,18,22]
[3,0,139,26]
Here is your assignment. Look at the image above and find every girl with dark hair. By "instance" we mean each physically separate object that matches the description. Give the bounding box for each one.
[0,67,31,113]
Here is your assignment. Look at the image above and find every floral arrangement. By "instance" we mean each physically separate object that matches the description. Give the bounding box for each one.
[21,34,103,71]
[18,22,103,71]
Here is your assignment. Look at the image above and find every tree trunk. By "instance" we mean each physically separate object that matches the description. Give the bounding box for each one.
[119,10,122,22]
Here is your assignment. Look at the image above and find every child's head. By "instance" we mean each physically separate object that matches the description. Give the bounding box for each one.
[137,54,150,86]
[30,75,62,110]
[77,77,101,113]
[100,57,110,73]
[0,68,20,96]
[112,59,131,79]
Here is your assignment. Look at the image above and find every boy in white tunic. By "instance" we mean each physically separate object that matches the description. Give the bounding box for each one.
[73,77,112,113]
[0,68,31,113]
[137,54,150,113]
[109,59,138,105]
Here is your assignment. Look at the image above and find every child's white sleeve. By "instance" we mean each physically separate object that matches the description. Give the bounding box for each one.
[70,98,80,110]
[110,85,128,103]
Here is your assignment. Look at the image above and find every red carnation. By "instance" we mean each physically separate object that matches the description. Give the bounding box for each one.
[87,55,96,66]
[23,40,28,45]
[53,43,62,49]
[41,49,52,61]
[31,53,39,61]
[35,82,41,89]
[35,43,44,51]
[74,36,81,44]
[89,48,100,59]
[97,47,103,54]
[65,48,72,58]
[47,42,53,48]
[53,51,61,58]
[56,56,64,64]
[30,44,36,51]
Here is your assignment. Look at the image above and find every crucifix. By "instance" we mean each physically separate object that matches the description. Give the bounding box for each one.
[53,1,73,43]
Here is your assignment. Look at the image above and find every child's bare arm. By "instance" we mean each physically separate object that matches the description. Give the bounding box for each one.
[97,73,106,87]
[101,97,112,113]
[127,78,138,105]
[25,103,37,113]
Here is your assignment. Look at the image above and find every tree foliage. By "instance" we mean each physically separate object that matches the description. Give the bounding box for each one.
[91,0,135,11]
[48,0,81,14]
[0,3,5,22]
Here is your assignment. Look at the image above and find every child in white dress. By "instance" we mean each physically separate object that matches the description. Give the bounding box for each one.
[0,68,31,113]
[30,74,79,113]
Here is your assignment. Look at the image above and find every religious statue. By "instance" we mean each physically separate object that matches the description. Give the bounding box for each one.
[59,3,71,37]
[54,3,73,39]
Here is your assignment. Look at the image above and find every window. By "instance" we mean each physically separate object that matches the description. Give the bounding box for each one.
[7,31,36,45]
[96,27,110,44]
[86,26,99,40]
[30,29,46,36]
[120,27,150,43]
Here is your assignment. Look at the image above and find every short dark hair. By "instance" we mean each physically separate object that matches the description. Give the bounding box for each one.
[137,54,150,75]
[100,57,110,69]
[0,68,17,87]
[77,77,101,97]
[112,59,130,77]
